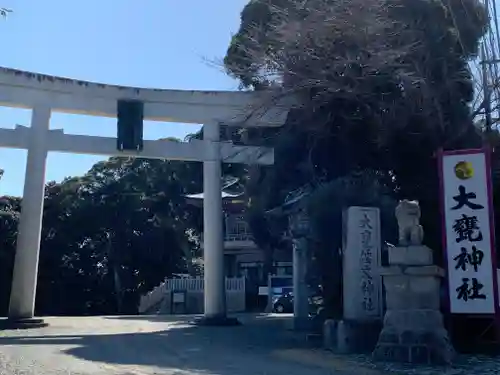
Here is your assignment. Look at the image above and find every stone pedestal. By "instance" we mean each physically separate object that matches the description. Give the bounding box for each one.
[324,319,382,354]
[0,317,48,330]
[372,245,455,364]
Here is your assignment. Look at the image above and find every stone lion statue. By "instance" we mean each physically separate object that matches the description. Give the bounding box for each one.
[395,199,424,246]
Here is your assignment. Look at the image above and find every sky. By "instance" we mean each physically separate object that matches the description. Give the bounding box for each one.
[0,0,249,196]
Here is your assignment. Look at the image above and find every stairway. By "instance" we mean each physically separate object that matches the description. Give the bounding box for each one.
[139,279,169,314]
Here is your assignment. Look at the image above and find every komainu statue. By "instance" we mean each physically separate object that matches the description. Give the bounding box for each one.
[395,200,424,246]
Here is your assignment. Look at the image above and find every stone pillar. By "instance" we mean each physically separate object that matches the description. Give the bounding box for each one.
[198,122,239,326]
[6,107,51,328]
[293,237,309,330]
[372,201,454,364]
[323,207,383,353]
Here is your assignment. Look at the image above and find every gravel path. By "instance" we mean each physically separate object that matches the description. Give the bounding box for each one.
[0,315,498,375]
[0,315,344,375]
[279,350,500,375]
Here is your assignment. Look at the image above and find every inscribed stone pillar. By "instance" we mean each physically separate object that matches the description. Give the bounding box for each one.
[342,206,383,321]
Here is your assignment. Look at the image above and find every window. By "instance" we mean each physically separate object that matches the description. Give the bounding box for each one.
[239,262,264,282]
[276,266,293,276]
[225,215,253,241]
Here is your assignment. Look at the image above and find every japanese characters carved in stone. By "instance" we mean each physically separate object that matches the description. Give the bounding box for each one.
[395,200,424,246]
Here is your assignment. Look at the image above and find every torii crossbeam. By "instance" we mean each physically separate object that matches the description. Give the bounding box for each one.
[0,67,290,328]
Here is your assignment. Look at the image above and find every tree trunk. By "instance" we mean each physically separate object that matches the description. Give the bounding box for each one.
[113,264,123,313]
[107,232,123,314]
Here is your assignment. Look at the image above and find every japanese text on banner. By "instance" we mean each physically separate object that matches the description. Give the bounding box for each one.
[441,152,496,314]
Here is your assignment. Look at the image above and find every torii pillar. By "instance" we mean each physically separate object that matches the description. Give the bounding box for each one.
[196,121,240,325]
[5,107,51,328]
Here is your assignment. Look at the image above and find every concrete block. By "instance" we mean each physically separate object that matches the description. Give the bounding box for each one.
[409,275,440,294]
[383,310,444,331]
[374,309,455,364]
[323,319,382,354]
[383,274,409,292]
[373,328,454,363]
[323,319,338,350]
[379,265,404,277]
[336,320,351,354]
[388,246,433,266]
[382,272,442,310]
[404,265,445,277]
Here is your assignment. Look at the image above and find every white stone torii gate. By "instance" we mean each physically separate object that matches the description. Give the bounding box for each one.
[0,67,289,327]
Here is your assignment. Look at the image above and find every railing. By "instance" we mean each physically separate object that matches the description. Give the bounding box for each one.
[225,232,254,241]
[225,215,253,242]
[139,276,245,314]
[200,232,255,244]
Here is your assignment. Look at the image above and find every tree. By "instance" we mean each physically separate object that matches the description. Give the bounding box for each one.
[306,170,398,317]
[225,0,487,230]
[224,0,488,314]
[0,195,20,314]
[1,123,262,316]
[0,8,11,17]
[35,156,203,315]
[0,149,206,316]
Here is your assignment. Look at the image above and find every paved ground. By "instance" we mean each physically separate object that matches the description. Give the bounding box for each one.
[1,314,499,375]
[0,314,372,375]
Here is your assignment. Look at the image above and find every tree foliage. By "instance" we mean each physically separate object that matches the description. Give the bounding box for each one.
[0,195,20,313]
[0,7,11,17]
[0,155,204,316]
[225,0,487,228]
[225,0,488,314]
[226,0,486,148]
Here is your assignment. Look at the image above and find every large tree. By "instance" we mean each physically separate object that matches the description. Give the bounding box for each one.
[0,153,204,316]
[38,156,203,315]
[225,0,486,158]
[224,0,488,315]
[225,0,487,237]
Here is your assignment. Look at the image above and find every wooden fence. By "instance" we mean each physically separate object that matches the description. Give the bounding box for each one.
[139,277,246,314]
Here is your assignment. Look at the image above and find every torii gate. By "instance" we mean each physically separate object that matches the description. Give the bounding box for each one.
[0,68,289,328]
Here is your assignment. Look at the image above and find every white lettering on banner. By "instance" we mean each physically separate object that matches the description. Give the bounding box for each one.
[440,150,497,314]
[343,206,382,320]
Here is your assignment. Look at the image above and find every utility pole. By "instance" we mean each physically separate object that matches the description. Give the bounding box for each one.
[482,45,492,133]
[480,44,500,134]
[479,0,500,133]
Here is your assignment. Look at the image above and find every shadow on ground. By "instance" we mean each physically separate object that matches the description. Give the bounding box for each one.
[106,312,292,324]
[0,314,318,375]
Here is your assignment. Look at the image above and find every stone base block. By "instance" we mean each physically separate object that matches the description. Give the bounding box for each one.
[324,319,382,354]
[380,265,445,278]
[0,317,48,330]
[388,245,433,266]
[383,309,445,330]
[373,310,454,364]
[381,269,443,310]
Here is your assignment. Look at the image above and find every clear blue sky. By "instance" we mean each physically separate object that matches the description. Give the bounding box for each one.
[0,0,248,196]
